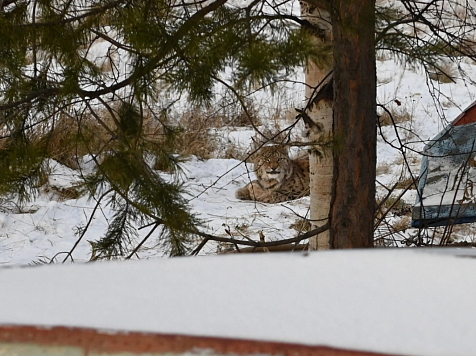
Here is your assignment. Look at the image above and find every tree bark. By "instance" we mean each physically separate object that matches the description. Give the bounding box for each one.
[301,2,333,250]
[330,0,376,248]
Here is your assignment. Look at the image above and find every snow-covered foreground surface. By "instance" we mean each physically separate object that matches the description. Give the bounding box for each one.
[1,249,476,356]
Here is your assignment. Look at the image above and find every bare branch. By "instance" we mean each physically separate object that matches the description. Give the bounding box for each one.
[191,223,329,255]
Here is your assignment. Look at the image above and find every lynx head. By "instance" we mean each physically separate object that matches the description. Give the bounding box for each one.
[253,145,292,183]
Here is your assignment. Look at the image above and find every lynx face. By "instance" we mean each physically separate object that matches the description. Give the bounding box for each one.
[235,144,310,204]
[254,145,293,185]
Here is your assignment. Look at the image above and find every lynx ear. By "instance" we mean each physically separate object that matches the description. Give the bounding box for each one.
[276,145,289,155]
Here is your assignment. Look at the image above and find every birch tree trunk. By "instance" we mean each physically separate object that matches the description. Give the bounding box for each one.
[301,2,333,250]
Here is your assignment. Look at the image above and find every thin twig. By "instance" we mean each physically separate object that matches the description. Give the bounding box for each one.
[125,222,161,259]
[62,189,113,263]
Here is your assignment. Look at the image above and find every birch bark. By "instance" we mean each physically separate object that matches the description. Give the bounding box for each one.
[301,2,333,250]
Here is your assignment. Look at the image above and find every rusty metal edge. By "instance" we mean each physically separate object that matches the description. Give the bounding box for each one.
[0,324,400,356]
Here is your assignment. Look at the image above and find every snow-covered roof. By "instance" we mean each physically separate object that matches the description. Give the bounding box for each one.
[2,249,476,356]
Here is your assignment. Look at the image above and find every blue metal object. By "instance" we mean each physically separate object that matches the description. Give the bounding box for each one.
[412,102,476,227]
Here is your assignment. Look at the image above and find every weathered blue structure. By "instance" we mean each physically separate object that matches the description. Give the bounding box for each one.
[412,101,476,227]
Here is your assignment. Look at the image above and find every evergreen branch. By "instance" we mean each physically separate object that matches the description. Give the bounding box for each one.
[176,0,229,37]
[18,0,125,27]
[0,88,61,110]
[91,29,143,56]
[125,222,160,259]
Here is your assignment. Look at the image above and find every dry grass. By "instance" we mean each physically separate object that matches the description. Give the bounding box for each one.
[374,216,411,247]
[173,110,220,160]
[376,50,393,62]
[0,98,291,180]
[199,98,262,128]
[0,113,112,170]
[43,185,83,201]
[171,100,263,160]
[394,176,417,189]
[449,224,476,244]
[46,110,138,169]
[290,218,312,232]
[375,195,412,220]
[378,106,413,126]
[428,62,457,84]
[376,163,392,176]
[45,116,107,169]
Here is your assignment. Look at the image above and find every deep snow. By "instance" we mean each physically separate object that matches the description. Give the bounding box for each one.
[2,249,476,356]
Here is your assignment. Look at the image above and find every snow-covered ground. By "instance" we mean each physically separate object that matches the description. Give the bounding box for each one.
[2,56,476,265]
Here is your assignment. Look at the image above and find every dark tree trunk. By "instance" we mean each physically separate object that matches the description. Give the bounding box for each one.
[330,0,376,248]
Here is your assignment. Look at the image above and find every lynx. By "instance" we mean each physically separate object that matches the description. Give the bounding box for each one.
[236,145,310,203]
